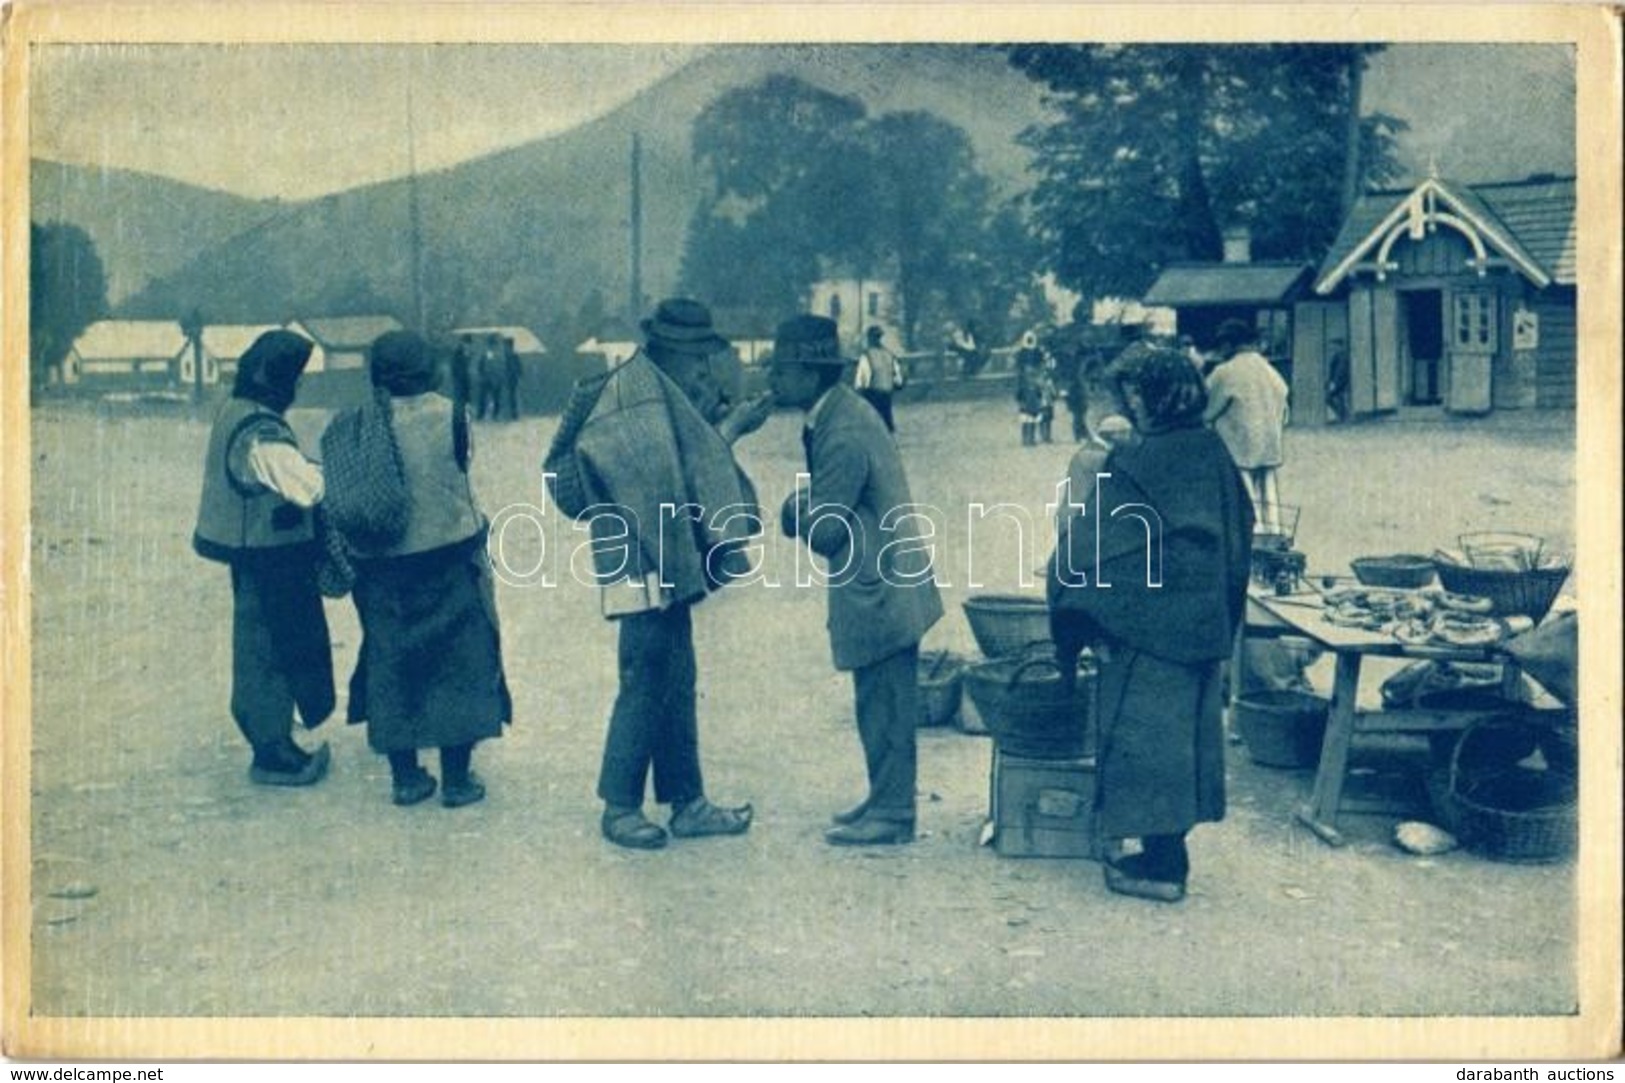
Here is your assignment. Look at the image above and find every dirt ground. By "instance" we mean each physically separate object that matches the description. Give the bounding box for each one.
[23,396,1579,1024]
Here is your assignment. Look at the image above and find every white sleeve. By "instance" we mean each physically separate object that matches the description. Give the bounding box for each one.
[247,439,325,508]
[854,352,873,389]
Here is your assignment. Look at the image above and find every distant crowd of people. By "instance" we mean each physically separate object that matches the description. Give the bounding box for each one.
[192,299,1294,903]
[448,332,524,421]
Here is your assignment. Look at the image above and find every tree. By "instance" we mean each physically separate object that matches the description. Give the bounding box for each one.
[682,76,1025,350]
[29,221,108,392]
[862,111,997,346]
[682,76,869,314]
[1004,44,1407,303]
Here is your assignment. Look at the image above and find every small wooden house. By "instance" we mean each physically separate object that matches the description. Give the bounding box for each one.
[64,320,189,390]
[200,324,282,384]
[285,314,405,372]
[1142,228,1313,379]
[1295,173,1576,424]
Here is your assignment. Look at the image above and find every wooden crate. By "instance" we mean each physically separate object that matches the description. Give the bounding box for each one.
[989,749,1101,860]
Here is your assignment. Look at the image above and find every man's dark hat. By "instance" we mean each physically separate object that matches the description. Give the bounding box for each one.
[773,314,848,366]
[641,297,730,355]
[1214,318,1255,350]
[866,325,884,343]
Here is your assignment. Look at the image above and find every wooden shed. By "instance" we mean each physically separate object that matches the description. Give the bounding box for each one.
[64,320,189,391]
[1143,259,1314,373]
[1295,173,1576,425]
[200,324,282,385]
[286,314,405,372]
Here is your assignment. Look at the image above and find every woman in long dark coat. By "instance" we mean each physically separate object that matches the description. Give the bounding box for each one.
[329,331,511,808]
[1048,344,1253,901]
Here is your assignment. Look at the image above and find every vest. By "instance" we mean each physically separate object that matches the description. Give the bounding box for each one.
[355,393,484,559]
[863,346,898,393]
[193,398,316,562]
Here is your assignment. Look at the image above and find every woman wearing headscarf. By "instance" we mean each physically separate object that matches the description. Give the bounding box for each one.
[1047,343,1254,901]
[326,330,511,808]
[193,329,334,786]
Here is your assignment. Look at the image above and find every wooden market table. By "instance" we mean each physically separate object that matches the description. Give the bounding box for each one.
[1241,588,1523,847]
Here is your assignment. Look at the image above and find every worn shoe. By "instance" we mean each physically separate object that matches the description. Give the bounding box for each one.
[391,767,438,807]
[248,742,331,787]
[830,799,870,827]
[1103,860,1186,903]
[669,797,753,839]
[602,806,668,850]
[441,773,486,809]
[824,816,915,847]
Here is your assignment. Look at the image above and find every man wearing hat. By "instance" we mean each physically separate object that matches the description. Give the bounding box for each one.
[1205,318,1290,534]
[853,325,902,433]
[772,314,944,846]
[546,298,773,850]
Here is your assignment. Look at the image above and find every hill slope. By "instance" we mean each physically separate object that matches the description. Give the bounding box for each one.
[30,159,280,306]
[115,44,1052,328]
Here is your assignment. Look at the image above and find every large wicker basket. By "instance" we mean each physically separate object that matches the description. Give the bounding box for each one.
[1446,720,1577,863]
[1433,562,1571,622]
[962,594,1052,659]
[963,651,1094,760]
[917,650,964,728]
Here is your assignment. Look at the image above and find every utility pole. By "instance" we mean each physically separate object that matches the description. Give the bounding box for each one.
[629,132,643,325]
[406,63,427,334]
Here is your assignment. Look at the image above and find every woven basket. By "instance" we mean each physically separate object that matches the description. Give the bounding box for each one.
[1350,554,1436,589]
[962,594,1052,659]
[1447,720,1577,863]
[964,652,1092,760]
[1434,562,1570,622]
[917,650,964,728]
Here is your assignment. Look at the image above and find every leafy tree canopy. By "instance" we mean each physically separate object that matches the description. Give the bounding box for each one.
[30,221,109,391]
[1004,44,1407,302]
[681,75,1036,348]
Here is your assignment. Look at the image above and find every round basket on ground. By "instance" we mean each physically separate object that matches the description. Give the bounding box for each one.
[1447,720,1576,863]
[962,651,1091,760]
[962,594,1052,659]
[1433,562,1570,623]
[1232,690,1330,769]
[917,650,965,728]
[1350,554,1437,589]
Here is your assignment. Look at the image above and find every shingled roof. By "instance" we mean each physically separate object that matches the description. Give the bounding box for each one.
[1315,174,1575,294]
[69,320,188,361]
[296,315,405,350]
[1143,262,1312,307]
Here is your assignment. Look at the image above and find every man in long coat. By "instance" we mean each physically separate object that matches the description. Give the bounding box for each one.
[546,298,773,850]
[773,315,944,845]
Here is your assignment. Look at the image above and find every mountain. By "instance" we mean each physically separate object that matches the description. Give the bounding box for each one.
[111,44,1054,330]
[30,159,280,306]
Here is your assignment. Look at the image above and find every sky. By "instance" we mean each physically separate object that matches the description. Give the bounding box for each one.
[30,44,702,200]
[29,42,1576,201]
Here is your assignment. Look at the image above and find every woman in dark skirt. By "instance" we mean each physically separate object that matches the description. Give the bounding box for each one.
[328,330,511,808]
[1047,343,1254,902]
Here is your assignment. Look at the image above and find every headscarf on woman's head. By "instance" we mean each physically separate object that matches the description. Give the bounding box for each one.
[1108,341,1209,432]
[232,330,314,413]
[368,330,439,398]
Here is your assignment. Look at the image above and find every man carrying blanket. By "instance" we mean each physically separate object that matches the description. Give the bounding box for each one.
[547,298,774,851]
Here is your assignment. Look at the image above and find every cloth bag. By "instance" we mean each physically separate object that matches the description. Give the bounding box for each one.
[320,389,410,552]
